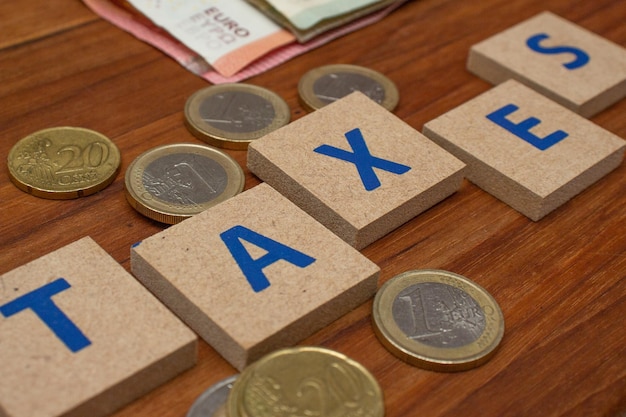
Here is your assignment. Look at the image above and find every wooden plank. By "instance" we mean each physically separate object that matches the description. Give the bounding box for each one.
[0,0,97,50]
[0,1,624,417]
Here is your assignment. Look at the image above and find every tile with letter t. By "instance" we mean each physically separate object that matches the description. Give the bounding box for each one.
[247,91,466,250]
[0,237,197,417]
[467,11,626,117]
[423,80,625,221]
[131,182,380,371]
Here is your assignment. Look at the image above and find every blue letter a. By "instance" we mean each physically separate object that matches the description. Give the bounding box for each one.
[220,225,316,292]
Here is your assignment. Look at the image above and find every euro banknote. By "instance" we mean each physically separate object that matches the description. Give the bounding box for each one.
[245,0,404,42]
[82,0,407,83]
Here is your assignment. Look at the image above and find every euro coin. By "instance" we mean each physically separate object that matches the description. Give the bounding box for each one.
[372,269,504,372]
[7,127,120,199]
[227,346,384,417]
[298,64,399,112]
[184,83,291,150]
[186,375,237,417]
[124,143,245,224]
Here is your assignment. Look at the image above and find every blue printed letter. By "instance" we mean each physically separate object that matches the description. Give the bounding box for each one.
[486,104,568,151]
[526,33,589,70]
[314,128,411,191]
[220,225,316,292]
[0,278,91,353]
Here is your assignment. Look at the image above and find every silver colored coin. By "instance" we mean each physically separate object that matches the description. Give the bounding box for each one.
[185,83,291,150]
[142,152,228,206]
[298,64,399,112]
[392,282,486,348]
[373,269,504,371]
[313,72,386,106]
[186,375,238,417]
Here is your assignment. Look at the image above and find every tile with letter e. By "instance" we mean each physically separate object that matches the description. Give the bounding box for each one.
[423,80,625,221]
[131,182,380,371]
[0,237,197,417]
[247,91,466,250]
[467,11,626,117]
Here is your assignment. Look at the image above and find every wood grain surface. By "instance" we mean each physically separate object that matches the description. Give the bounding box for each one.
[1,1,624,416]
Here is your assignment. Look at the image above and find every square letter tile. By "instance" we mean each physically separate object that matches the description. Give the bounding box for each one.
[467,11,626,117]
[0,237,197,417]
[247,91,466,250]
[423,80,625,221]
[131,183,380,371]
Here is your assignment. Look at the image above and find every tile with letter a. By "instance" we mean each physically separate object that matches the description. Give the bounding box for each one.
[131,183,380,371]
[467,11,626,117]
[0,237,197,417]
[247,91,466,250]
[423,80,625,221]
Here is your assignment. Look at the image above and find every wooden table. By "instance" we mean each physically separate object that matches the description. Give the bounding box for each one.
[1,1,624,416]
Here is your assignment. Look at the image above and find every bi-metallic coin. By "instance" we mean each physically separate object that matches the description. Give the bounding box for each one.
[372,269,505,372]
[7,127,121,199]
[227,346,384,417]
[186,375,238,417]
[124,143,245,224]
[298,64,399,112]
[184,83,291,150]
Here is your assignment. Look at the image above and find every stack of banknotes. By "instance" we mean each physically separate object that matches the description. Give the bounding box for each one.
[82,0,408,83]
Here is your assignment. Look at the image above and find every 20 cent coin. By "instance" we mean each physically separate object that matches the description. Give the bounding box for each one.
[227,346,384,417]
[373,269,504,372]
[7,127,121,199]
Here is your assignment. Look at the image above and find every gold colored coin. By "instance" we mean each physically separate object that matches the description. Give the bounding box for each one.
[372,269,504,372]
[184,83,291,150]
[124,143,245,224]
[227,346,384,417]
[298,64,399,112]
[7,127,121,199]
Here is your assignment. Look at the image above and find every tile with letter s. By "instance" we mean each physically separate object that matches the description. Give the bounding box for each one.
[467,11,626,117]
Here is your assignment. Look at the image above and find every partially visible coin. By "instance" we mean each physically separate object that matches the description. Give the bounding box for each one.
[7,127,121,199]
[124,143,245,224]
[372,269,504,372]
[186,375,238,417]
[227,346,384,417]
[298,64,399,112]
[184,83,291,150]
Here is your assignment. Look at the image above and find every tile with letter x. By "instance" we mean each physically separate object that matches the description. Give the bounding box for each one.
[131,182,380,371]
[467,11,626,117]
[423,80,625,221]
[0,237,197,417]
[247,91,466,250]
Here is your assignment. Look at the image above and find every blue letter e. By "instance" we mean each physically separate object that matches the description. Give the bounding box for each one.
[220,225,316,293]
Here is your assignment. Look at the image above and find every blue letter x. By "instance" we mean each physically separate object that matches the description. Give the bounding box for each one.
[314,128,411,191]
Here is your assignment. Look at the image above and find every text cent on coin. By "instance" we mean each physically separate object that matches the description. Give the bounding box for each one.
[373,269,504,372]
[184,83,291,150]
[125,143,245,224]
[186,375,237,417]
[227,346,384,417]
[7,127,121,199]
[298,64,399,112]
